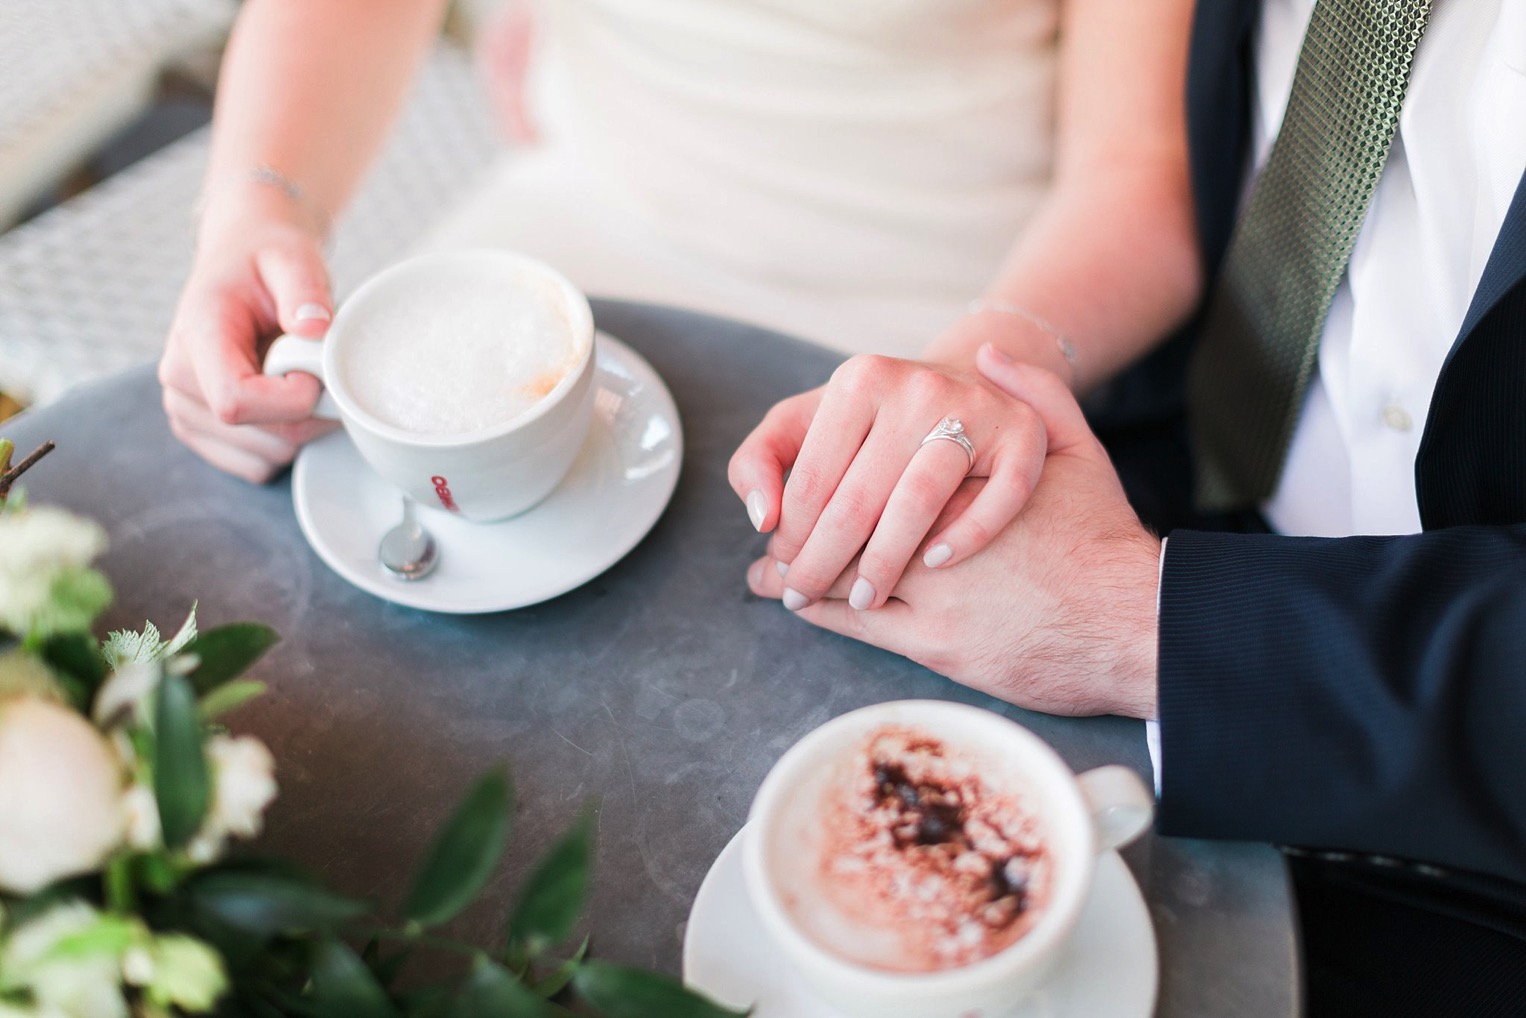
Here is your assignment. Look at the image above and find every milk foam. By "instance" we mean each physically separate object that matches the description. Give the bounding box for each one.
[339,269,580,436]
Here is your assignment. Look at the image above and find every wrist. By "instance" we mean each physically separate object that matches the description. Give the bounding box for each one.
[195,167,331,251]
[1110,529,1163,719]
[926,302,1079,388]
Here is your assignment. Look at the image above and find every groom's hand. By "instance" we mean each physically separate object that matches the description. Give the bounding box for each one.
[747,345,1161,719]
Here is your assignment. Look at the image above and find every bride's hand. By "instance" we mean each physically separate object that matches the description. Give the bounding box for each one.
[728,344,1054,612]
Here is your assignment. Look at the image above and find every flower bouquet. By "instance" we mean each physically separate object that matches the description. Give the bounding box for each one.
[0,439,745,1017]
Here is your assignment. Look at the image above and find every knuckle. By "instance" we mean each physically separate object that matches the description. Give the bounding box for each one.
[820,486,880,534]
[770,532,804,562]
[209,388,246,426]
[241,462,276,485]
[996,469,1035,507]
[901,470,951,512]
[960,516,994,549]
[904,368,950,406]
[855,550,898,586]
[832,353,894,393]
[784,466,833,510]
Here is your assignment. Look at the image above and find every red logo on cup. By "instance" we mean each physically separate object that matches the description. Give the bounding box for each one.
[430,475,460,513]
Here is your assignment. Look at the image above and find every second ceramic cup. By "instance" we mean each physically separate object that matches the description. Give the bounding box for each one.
[264,249,596,522]
[743,700,1153,1018]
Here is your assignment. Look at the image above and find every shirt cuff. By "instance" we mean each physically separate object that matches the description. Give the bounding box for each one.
[1145,536,1167,797]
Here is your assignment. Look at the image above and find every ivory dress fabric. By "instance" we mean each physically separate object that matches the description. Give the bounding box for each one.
[425,0,1059,355]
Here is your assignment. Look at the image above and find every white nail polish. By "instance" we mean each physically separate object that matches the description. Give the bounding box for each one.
[923,543,953,568]
[849,577,875,610]
[782,587,809,611]
[776,560,789,578]
[294,302,331,323]
[746,490,767,531]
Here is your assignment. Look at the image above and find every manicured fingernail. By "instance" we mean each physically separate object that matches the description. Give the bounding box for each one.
[776,560,788,578]
[294,302,331,322]
[782,587,809,611]
[923,543,953,568]
[746,490,767,531]
[748,560,763,589]
[849,577,875,610]
[984,342,1014,364]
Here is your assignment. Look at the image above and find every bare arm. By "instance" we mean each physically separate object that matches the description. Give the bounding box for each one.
[922,0,1202,391]
[162,0,449,481]
[198,0,449,242]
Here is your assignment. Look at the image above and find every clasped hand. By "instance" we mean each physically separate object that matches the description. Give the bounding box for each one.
[732,345,1161,719]
[730,351,1052,613]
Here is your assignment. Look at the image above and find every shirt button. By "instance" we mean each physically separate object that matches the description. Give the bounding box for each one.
[1381,403,1413,431]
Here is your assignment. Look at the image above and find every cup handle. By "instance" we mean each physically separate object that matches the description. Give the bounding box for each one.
[1077,765,1154,852]
[264,335,340,420]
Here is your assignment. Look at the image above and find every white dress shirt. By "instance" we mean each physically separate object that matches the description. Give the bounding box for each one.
[1257,0,1526,537]
[1151,0,1526,788]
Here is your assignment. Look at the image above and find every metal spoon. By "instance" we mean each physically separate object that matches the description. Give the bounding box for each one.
[378,496,439,580]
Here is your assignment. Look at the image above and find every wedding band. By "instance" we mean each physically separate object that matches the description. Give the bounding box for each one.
[921,417,975,471]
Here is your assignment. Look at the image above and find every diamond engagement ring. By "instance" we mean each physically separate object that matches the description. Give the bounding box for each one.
[921,417,975,470]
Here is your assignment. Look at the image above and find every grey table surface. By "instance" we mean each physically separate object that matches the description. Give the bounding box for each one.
[7,299,1298,1017]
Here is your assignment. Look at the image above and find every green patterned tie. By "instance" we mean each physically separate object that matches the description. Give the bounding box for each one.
[1189,0,1435,512]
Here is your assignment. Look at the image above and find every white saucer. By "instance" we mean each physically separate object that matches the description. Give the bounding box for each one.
[291,333,682,613]
[683,825,1158,1018]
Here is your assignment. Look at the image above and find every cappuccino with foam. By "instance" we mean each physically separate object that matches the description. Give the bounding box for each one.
[338,263,583,436]
[263,249,597,521]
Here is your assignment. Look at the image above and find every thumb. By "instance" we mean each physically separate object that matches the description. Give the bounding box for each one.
[255,242,333,339]
[976,343,1095,455]
[727,387,822,532]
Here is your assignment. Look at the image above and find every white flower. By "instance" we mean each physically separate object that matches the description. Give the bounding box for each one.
[0,508,109,638]
[0,696,126,893]
[186,735,277,862]
[0,902,128,1018]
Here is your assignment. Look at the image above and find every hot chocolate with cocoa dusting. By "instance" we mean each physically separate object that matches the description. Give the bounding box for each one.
[802,726,1050,973]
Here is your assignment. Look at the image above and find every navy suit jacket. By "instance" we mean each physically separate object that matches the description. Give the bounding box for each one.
[1155,0,1526,923]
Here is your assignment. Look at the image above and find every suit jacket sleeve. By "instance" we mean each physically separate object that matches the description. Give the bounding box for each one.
[1156,525,1526,886]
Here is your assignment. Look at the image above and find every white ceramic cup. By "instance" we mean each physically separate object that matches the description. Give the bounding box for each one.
[743,700,1154,1018]
[263,249,596,522]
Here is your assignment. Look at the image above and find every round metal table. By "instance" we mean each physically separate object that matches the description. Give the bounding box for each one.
[6,299,1298,1016]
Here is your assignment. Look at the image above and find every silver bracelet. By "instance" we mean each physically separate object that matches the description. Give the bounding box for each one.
[193,164,332,238]
[965,298,1079,376]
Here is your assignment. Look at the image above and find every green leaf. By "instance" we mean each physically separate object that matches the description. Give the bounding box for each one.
[154,672,210,848]
[369,947,412,990]
[182,623,279,695]
[39,915,138,964]
[572,962,751,1018]
[29,567,112,639]
[529,937,587,999]
[446,956,554,1018]
[41,631,106,691]
[198,679,266,721]
[185,871,370,936]
[392,983,452,1016]
[305,938,400,1018]
[404,770,514,928]
[509,808,595,954]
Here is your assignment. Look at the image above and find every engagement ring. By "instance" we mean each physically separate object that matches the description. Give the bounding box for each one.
[921,416,975,471]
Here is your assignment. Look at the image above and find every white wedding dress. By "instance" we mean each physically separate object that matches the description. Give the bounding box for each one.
[425,0,1060,356]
